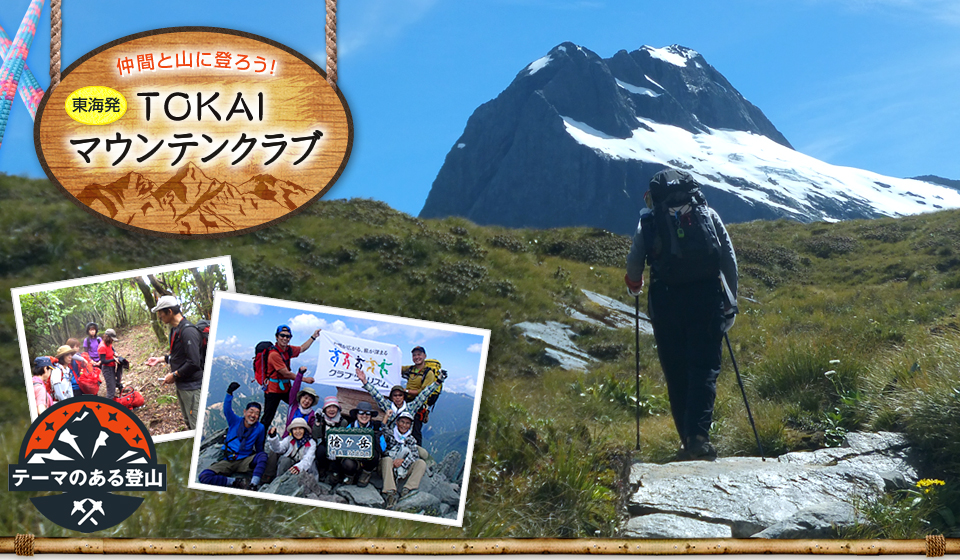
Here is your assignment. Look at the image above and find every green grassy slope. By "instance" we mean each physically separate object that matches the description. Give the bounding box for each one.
[1,173,957,537]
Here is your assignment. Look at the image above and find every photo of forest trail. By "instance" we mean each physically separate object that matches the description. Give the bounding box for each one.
[17,263,229,436]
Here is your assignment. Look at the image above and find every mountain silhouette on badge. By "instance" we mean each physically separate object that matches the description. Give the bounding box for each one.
[25,405,150,466]
[75,163,310,234]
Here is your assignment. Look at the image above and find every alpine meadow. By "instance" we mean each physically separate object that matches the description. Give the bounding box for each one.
[0,173,957,538]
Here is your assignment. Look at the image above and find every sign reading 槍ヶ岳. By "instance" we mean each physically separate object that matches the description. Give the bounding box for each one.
[34,27,352,237]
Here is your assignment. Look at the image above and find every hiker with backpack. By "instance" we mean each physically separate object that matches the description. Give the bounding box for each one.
[98,328,123,399]
[198,381,268,491]
[82,323,102,366]
[624,168,738,462]
[51,345,78,401]
[31,356,55,414]
[145,295,206,430]
[256,325,322,429]
[401,346,443,445]
[355,364,446,432]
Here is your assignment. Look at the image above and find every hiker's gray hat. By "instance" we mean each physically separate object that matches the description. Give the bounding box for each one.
[151,295,180,313]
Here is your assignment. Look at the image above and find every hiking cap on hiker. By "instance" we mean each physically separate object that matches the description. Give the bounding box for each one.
[55,345,76,359]
[411,346,426,354]
[397,411,414,422]
[351,400,379,418]
[246,401,262,411]
[297,387,318,406]
[322,395,341,411]
[151,295,180,313]
[34,356,53,369]
[276,325,292,336]
[287,417,310,432]
[104,328,119,339]
[86,322,98,332]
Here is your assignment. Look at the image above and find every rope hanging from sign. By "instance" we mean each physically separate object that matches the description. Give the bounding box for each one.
[325,0,337,86]
[49,0,60,88]
[0,22,43,119]
[0,0,45,147]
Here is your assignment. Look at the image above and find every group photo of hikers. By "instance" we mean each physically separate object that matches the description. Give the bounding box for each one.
[191,292,489,524]
[14,257,234,439]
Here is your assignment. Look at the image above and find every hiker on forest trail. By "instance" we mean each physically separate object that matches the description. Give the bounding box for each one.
[401,346,442,445]
[32,357,55,414]
[50,347,77,402]
[625,168,738,461]
[146,296,204,430]
[83,323,102,366]
[198,381,268,490]
[259,325,321,429]
[99,329,123,399]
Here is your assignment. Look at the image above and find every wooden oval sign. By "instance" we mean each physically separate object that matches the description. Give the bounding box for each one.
[35,27,352,237]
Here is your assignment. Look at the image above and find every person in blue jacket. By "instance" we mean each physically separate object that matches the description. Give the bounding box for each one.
[198,382,268,490]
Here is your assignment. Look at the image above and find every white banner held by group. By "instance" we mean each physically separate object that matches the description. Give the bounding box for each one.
[313,331,402,394]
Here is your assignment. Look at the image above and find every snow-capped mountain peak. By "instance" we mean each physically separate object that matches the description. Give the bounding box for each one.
[419,42,959,233]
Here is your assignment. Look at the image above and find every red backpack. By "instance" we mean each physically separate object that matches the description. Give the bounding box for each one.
[77,352,102,395]
[253,342,292,392]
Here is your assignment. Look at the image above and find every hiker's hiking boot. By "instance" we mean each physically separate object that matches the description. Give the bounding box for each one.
[232,478,251,490]
[685,436,718,461]
[357,470,373,488]
[384,491,398,509]
[400,487,417,499]
[342,473,356,486]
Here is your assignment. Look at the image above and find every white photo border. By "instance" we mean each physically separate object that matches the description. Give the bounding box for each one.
[189,291,491,527]
[11,255,236,443]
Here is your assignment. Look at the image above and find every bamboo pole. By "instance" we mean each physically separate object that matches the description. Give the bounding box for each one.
[0,537,956,555]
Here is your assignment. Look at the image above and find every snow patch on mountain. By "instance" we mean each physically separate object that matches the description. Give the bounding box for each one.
[641,45,698,67]
[561,116,960,220]
[616,79,661,97]
[527,54,553,75]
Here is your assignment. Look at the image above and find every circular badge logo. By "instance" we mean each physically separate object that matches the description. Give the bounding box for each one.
[8,396,166,533]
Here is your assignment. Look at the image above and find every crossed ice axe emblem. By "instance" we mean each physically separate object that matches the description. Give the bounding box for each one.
[70,498,105,526]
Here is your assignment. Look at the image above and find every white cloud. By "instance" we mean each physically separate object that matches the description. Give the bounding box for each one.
[361,326,382,337]
[216,335,239,346]
[467,343,483,353]
[445,376,477,397]
[337,0,439,57]
[288,314,357,337]
[231,301,261,316]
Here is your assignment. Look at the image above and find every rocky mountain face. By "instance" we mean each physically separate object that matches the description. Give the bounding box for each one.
[420,43,960,235]
[76,163,310,234]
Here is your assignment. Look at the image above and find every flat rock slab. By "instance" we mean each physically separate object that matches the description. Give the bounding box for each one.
[581,289,653,333]
[623,513,732,538]
[337,484,386,508]
[627,432,917,538]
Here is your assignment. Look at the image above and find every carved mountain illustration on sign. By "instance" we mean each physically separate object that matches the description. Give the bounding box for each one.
[420,43,960,234]
[77,163,311,234]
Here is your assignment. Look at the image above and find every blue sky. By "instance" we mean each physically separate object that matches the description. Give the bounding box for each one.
[2,0,959,217]
[212,296,487,397]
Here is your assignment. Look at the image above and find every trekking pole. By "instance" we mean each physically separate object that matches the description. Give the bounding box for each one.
[724,333,764,461]
[635,295,641,451]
